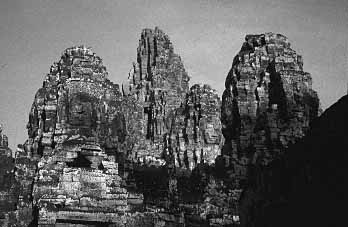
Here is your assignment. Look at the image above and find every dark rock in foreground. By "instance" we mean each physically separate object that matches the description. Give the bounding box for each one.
[239,95,348,227]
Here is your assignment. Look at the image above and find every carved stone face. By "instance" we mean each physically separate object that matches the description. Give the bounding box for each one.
[68,93,95,127]
[110,113,126,143]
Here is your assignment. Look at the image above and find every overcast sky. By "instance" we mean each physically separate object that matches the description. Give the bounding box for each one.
[0,0,347,150]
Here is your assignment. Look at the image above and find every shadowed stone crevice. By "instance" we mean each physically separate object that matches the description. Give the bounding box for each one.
[66,152,92,168]
[267,61,288,118]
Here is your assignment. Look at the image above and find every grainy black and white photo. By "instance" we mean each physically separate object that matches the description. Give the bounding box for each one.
[0,0,347,226]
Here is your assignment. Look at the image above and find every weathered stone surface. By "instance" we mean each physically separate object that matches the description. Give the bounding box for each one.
[20,46,134,226]
[168,84,222,170]
[0,125,18,226]
[220,32,319,186]
[123,27,222,169]
[123,27,191,166]
[13,31,210,225]
[121,29,224,219]
[0,29,327,227]
[197,32,321,225]
[14,143,38,226]
[27,46,124,151]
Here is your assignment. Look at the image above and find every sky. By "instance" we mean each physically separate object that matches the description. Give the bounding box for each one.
[0,0,347,150]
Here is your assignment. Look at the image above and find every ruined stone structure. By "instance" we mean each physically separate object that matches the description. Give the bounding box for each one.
[124,27,190,165]
[11,29,221,225]
[0,125,17,226]
[122,28,223,222]
[220,33,319,188]
[124,28,221,169]
[0,30,325,227]
[168,84,222,170]
[22,46,142,226]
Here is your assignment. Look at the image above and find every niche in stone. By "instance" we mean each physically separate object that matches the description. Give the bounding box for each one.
[66,152,92,168]
[110,113,126,143]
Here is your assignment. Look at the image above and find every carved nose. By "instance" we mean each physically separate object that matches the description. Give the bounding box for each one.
[75,105,83,113]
